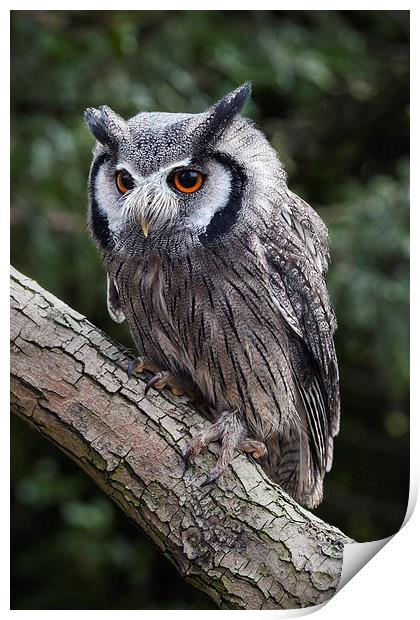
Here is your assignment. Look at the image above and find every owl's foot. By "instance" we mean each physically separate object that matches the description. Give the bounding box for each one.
[144,370,198,399]
[127,356,160,378]
[184,411,267,486]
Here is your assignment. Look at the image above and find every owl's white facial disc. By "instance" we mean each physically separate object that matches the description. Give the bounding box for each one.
[92,153,234,244]
[185,161,232,231]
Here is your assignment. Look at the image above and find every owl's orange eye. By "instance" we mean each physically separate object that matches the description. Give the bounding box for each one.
[115,169,135,194]
[170,168,204,194]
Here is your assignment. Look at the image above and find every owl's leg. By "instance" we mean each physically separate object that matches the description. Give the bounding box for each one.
[127,356,160,378]
[144,370,198,399]
[128,357,202,399]
[127,357,184,394]
[237,438,269,462]
[184,411,267,486]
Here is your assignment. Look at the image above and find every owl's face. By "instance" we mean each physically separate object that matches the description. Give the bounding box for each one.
[85,84,284,256]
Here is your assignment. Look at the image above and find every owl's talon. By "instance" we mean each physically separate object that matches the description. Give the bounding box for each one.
[128,359,201,400]
[238,438,268,462]
[183,437,205,471]
[184,411,267,486]
[144,370,193,398]
[183,445,195,474]
[201,470,221,487]
[144,372,165,396]
[127,357,160,378]
[183,448,192,469]
[127,357,144,378]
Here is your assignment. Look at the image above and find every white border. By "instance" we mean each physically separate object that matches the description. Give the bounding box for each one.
[4,3,416,617]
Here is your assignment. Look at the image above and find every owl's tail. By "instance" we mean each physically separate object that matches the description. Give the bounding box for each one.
[266,414,330,509]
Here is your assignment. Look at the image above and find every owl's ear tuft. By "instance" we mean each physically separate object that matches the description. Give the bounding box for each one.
[84,105,126,148]
[197,82,252,148]
[211,82,252,124]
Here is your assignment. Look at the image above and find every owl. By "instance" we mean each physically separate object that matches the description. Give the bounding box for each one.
[84,83,340,509]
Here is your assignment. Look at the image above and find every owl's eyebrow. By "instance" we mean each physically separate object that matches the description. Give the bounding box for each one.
[163,158,192,172]
[115,162,141,181]
[115,159,193,180]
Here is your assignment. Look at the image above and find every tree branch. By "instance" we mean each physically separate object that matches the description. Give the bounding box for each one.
[10,266,352,610]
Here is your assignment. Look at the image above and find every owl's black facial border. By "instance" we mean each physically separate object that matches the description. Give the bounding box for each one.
[89,152,115,250]
[198,151,247,245]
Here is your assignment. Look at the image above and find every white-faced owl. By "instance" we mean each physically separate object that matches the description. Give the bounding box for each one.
[84,83,340,508]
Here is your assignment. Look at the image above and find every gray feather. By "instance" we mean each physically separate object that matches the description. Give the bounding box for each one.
[106,273,125,323]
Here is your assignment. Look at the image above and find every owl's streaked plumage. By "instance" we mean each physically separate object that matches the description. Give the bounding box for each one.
[85,84,340,508]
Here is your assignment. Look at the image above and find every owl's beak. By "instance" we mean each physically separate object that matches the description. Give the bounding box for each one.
[140,215,149,238]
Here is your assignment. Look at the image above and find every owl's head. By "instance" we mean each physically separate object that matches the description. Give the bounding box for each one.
[85,83,285,256]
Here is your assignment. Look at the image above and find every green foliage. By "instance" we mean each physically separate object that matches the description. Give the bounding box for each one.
[315,160,409,541]
[329,161,409,406]
[11,10,409,610]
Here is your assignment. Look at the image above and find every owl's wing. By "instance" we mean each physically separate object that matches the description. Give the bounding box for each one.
[262,200,340,480]
[282,189,331,275]
[107,273,125,323]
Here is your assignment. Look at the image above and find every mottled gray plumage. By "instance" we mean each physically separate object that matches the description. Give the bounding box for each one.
[85,84,340,508]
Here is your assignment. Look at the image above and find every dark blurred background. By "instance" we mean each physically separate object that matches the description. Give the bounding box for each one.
[11,10,409,610]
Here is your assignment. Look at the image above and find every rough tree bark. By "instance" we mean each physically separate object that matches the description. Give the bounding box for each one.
[10,266,352,610]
